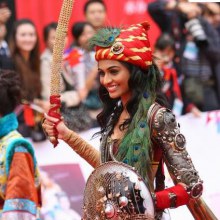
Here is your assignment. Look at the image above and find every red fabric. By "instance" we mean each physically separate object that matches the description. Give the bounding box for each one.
[48,95,62,147]
[163,68,182,100]
[23,104,35,127]
[48,95,61,119]
[15,0,160,52]
[63,48,82,67]
[155,184,190,209]
[95,22,152,69]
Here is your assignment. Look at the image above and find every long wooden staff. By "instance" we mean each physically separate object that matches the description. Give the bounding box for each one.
[48,0,75,147]
[187,198,218,220]
[171,178,218,219]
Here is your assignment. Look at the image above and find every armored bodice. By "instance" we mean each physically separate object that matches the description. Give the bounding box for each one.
[83,102,203,220]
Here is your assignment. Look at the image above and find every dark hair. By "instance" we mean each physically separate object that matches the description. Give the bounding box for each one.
[43,22,57,43]
[0,69,21,116]
[97,62,166,132]
[155,33,175,51]
[9,19,41,101]
[71,21,93,46]
[83,0,106,14]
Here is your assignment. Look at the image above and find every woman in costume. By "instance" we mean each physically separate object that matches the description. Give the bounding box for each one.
[42,22,203,219]
[0,70,41,220]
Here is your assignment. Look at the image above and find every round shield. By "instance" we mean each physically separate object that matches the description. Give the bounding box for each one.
[82,161,155,220]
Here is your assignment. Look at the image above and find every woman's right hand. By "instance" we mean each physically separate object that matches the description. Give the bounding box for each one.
[42,113,72,144]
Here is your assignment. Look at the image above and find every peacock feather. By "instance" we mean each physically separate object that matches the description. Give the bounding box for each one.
[89,27,121,48]
[115,96,154,188]
[115,64,158,190]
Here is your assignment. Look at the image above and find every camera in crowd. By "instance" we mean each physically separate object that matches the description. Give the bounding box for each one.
[185,18,208,47]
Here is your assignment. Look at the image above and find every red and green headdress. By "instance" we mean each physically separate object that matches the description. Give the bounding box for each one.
[90,21,152,69]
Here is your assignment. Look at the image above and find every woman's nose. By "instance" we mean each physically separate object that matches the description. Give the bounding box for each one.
[103,74,112,85]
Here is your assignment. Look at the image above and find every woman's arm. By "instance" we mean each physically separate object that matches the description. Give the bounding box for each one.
[149,103,203,209]
[63,130,100,168]
[42,113,100,168]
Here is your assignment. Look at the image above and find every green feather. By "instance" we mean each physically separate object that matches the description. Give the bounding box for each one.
[115,96,154,187]
[115,64,160,189]
[89,27,121,48]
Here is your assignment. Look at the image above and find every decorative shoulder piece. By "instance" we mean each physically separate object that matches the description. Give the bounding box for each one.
[150,105,203,199]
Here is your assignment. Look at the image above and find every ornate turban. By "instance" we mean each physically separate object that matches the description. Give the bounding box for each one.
[91,21,152,69]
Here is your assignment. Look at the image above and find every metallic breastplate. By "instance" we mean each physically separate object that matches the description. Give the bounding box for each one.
[82,161,155,220]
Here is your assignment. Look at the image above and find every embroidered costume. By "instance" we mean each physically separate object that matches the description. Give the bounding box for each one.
[61,22,203,219]
[0,113,41,220]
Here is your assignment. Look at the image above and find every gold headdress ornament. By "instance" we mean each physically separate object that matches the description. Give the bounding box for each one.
[48,0,75,147]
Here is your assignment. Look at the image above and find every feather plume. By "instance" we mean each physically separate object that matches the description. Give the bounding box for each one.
[89,27,121,48]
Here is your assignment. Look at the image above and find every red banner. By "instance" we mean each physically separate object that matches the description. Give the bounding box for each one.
[15,0,160,51]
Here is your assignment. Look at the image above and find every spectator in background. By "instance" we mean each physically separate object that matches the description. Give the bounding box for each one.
[0,0,16,40]
[154,34,183,114]
[154,33,201,117]
[9,19,48,140]
[0,2,13,69]
[0,1,11,24]
[148,0,220,113]
[41,22,81,105]
[41,22,58,101]
[66,21,101,122]
[0,23,9,57]
[0,70,41,220]
[41,22,94,132]
[84,0,107,30]
[67,22,96,97]
[202,3,220,35]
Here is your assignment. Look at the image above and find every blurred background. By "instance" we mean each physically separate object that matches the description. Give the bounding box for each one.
[3,0,160,50]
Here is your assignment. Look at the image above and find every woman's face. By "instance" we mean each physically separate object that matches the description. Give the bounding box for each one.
[46,28,56,52]
[98,60,131,102]
[78,24,95,48]
[16,23,37,53]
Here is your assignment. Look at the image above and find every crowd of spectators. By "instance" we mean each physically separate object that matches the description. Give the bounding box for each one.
[149,0,220,116]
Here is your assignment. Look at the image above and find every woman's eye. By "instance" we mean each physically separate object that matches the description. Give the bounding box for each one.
[110,69,118,74]
[98,71,105,77]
